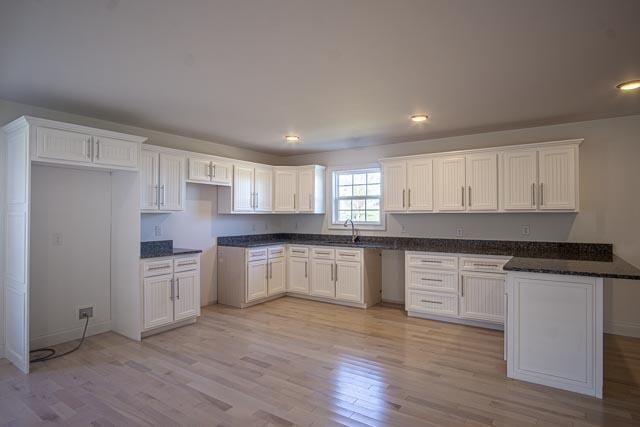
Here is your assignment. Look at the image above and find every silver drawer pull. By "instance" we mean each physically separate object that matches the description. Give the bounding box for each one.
[421,300,442,304]
[178,261,197,266]
[316,251,330,255]
[473,263,499,268]
[148,265,170,270]
[421,278,443,282]
[340,253,356,257]
[292,250,305,254]
[420,260,442,264]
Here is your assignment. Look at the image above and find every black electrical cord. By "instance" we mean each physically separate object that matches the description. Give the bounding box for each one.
[29,314,90,363]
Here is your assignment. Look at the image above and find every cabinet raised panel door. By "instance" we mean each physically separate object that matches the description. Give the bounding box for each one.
[297,168,314,212]
[310,259,335,298]
[459,272,504,323]
[36,126,93,164]
[246,260,268,302]
[287,257,309,293]
[140,150,159,210]
[189,158,212,182]
[211,161,232,185]
[382,161,407,211]
[407,158,433,211]
[268,258,286,295]
[174,271,199,321]
[435,156,466,211]
[502,149,537,210]
[233,165,255,212]
[335,261,362,302]
[274,169,297,212]
[538,146,577,210]
[466,153,498,211]
[143,274,174,329]
[254,167,273,212]
[92,136,139,169]
[159,153,185,211]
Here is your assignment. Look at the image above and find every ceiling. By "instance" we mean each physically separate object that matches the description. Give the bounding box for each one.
[1,0,639,155]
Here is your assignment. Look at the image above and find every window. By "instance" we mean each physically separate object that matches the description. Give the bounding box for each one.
[332,168,383,227]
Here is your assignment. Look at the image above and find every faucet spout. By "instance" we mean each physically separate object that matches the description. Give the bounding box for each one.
[344,219,360,243]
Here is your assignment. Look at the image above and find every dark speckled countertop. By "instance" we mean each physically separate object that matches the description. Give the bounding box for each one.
[141,240,202,259]
[217,233,640,280]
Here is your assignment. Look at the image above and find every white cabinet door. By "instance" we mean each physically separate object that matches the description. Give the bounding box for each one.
[460,272,504,323]
[254,166,273,212]
[273,168,297,212]
[93,136,139,169]
[382,160,406,211]
[407,157,433,211]
[188,158,212,182]
[466,152,498,211]
[268,257,286,295]
[246,260,268,302]
[538,146,577,210]
[211,160,232,186]
[35,126,93,164]
[335,261,362,302]
[174,271,200,321]
[297,167,314,212]
[435,156,466,211]
[233,164,255,212]
[140,150,159,210]
[287,257,309,293]
[143,274,174,330]
[502,149,537,210]
[310,259,335,298]
[159,153,185,211]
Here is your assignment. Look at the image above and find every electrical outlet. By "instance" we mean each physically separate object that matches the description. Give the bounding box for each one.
[295,222,299,230]
[251,223,256,232]
[78,306,93,319]
[52,233,63,246]
[401,225,408,234]
[264,222,269,230]
[154,225,162,237]
[521,225,530,236]
[456,227,464,237]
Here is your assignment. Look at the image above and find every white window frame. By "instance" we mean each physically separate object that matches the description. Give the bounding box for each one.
[328,166,386,231]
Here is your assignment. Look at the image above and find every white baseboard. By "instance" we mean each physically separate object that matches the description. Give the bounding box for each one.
[30,320,112,349]
[605,321,640,338]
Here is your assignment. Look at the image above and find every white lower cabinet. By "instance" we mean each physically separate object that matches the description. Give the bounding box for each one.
[459,271,505,323]
[268,256,286,295]
[247,260,268,302]
[141,254,201,332]
[335,261,362,302]
[287,256,309,293]
[310,258,335,298]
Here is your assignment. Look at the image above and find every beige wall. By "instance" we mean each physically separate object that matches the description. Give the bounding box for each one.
[281,114,640,336]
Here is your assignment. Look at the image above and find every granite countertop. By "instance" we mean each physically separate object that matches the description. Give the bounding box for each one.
[217,233,640,280]
[141,240,202,259]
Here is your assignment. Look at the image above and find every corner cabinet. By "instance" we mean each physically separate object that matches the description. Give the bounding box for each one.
[140,146,185,212]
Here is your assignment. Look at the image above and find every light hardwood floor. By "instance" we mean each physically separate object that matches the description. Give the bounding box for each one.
[1,298,639,426]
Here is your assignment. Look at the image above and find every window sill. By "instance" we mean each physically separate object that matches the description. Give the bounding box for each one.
[327,222,387,231]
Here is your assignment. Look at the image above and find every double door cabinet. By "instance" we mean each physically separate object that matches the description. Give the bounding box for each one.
[405,251,510,329]
[140,147,185,212]
[272,166,326,213]
[218,245,381,309]
[141,254,201,332]
[381,140,580,213]
[187,155,232,186]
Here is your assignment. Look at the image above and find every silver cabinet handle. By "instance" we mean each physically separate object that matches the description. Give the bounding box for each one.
[255,192,259,209]
[177,261,197,267]
[87,138,92,159]
[309,194,312,209]
[265,263,268,280]
[330,264,334,281]
[161,185,166,206]
[532,183,535,207]
[293,193,296,210]
[304,261,308,278]
[335,264,338,282]
[421,278,442,282]
[148,264,170,271]
[420,259,442,264]
[408,188,411,208]
[95,138,100,160]
[156,185,161,207]
[421,300,442,304]
[461,277,464,297]
[212,164,216,178]
[402,189,406,208]
[269,262,273,279]
[176,277,180,299]
[461,186,465,207]
[208,162,213,178]
[540,183,544,206]
[170,278,175,300]
[468,186,472,207]
[473,263,499,268]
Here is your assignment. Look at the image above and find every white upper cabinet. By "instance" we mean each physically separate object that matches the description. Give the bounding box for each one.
[407,157,434,211]
[466,152,498,211]
[36,126,93,164]
[435,155,466,211]
[232,164,255,212]
[538,146,577,210]
[382,160,407,211]
[210,160,232,186]
[502,149,538,210]
[254,166,273,212]
[274,167,298,212]
[140,147,185,212]
[92,136,139,169]
[187,156,232,186]
[273,165,325,214]
[188,157,212,183]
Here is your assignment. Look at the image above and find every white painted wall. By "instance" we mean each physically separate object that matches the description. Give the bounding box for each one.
[281,114,640,337]
[0,128,5,356]
[30,165,113,348]
[140,184,285,305]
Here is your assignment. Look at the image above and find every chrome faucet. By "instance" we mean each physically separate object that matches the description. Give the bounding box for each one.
[344,219,360,243]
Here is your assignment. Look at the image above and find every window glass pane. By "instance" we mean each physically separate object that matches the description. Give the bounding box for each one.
[367,184,380,196]
[338,211,352,221]
[366,199,380,210]
[338,174,352,186]
[353,185,366,196]
[352,199,365,210]
[352,211,366,222]
[339,185,352,197]
[338,200,352,210]
[367,172,381,184]
[366,211,380,222]
[353,173,366,185]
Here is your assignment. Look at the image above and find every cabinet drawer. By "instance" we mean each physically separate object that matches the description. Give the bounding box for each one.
[174,256,200,272]
[336,248,362,262]
[143,259,174,278]
[247,248,268,261]
[406,252,458,270]
[288,246,309,258]
[460,256,509,272]
[407,290,458,317]
[268,246,285,259]
[407,268,458,293]
[311,247,335,260]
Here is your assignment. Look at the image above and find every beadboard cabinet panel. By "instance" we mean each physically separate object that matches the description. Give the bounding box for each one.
[407,158,433,211]
[466,152,498,211]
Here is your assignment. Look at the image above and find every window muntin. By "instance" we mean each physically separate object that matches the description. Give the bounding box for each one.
[333,168,382,225]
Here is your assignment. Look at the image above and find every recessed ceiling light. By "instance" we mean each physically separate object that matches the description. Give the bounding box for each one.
[284,135,301,143]
[617,80,640,91]
[410,114,429,122]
